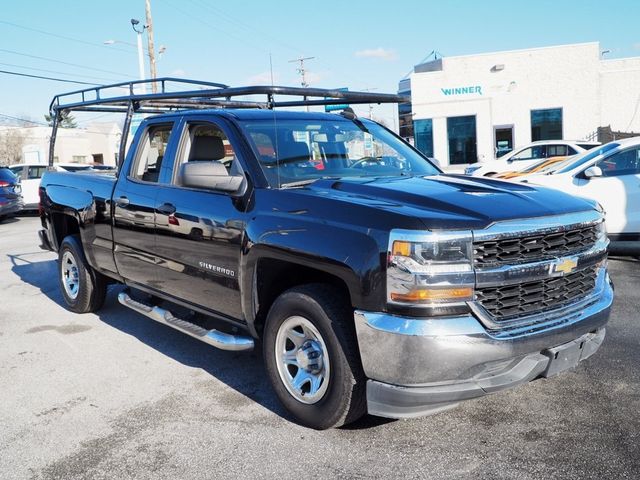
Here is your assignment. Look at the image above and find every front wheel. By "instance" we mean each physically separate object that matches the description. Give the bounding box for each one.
[263,284,366,429]
[58,235,107,313]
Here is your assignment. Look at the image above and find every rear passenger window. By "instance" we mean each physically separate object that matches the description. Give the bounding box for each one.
[547,145,569,157]
[131,124,173,183]
[28,166,47,179]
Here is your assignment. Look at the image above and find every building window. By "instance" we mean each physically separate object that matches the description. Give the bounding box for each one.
[447,115,477,165]
[413,119,433,157]
[72,155,87,163]
[397,78,413,141]
[531,108,563,141]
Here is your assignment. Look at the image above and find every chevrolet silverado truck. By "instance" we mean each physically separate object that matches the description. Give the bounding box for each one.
[38,79,613,429]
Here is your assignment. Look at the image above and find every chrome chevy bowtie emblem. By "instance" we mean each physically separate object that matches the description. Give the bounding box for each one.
[552,257,578,275]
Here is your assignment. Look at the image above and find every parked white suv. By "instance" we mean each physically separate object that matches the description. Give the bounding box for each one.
[519,137,640,253]
[465,140,600,177]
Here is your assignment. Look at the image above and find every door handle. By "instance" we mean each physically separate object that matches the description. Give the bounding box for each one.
[115,196,130,207]
[157,203,176,215]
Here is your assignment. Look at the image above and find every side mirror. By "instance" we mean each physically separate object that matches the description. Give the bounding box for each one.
[583,165,603,179]
[179,161,244,193]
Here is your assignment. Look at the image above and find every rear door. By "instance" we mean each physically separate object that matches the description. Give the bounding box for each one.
[153,117,246,320]
[574,146,640,234]
[112,120,178,286]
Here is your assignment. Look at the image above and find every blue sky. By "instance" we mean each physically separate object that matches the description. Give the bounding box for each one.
[2,0,639,127]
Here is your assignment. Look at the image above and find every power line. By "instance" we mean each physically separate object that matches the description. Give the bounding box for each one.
[0,48,133,79]
[0,62,117,83]
[0,113,120,135]
[172,0,364,90]
[161,0,271,55]
[0,20,134,55]
[186,0,304,55]
[0,113,45,125]
[0,69,97,86]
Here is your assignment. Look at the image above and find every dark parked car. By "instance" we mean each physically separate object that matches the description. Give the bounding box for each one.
[0,167,24,221]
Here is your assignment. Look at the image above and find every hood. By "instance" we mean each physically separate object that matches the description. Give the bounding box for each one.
[295,174,596,230]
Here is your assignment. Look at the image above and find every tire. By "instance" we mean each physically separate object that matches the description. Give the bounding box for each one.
[263,284,366,429]
[58,235,107,313]
[484,172,498,177]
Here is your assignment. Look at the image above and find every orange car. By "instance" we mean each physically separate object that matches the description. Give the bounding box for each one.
[497,156,570,179]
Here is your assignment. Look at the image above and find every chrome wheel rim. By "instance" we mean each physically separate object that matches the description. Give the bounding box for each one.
[274,316,330,404]
[61,251,80,300]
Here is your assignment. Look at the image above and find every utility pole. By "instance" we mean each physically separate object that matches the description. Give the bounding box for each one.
[289,56,315,88]
[145,0,157,93]
[289,56,314,112]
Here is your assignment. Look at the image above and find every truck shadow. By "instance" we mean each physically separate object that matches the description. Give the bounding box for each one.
[8,254,391,429]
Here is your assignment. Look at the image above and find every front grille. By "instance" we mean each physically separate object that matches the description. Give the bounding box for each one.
[474,224,598,268]
[476,266,598,322]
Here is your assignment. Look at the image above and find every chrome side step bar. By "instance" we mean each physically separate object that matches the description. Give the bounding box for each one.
[118,291,254,352]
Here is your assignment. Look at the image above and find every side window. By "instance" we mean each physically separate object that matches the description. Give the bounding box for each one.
[131,124,173,183]
[567,146,578,155]
[28,166,47,179]
[547,145,568,157]
[512,146,548,161]
[174,123,239,185]
[597,147,640,177]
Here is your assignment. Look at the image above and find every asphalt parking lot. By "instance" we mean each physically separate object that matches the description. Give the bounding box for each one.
[1,215,639,480]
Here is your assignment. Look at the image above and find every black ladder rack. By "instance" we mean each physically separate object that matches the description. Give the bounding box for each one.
[48,77,410,166]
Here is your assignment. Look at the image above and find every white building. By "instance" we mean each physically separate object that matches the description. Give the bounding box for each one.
[0,122,121,166]
[400,42,640,167]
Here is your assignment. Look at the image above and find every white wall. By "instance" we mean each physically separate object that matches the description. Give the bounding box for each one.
[599,58,640,133]
[411,43,607,165]
[0,123,120,166]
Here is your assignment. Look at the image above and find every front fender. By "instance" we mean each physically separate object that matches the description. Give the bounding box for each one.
[241,215,388,325]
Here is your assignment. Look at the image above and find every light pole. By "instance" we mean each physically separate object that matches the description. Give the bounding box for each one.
[130,18,147,91]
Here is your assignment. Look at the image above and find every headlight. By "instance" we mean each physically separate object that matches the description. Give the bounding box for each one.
[464,165,481,175]
[595,217,607,242]
[387,230,475,310]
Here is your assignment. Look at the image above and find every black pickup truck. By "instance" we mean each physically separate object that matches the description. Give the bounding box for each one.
[39,80,613,429]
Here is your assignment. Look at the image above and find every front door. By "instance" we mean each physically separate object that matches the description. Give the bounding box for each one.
[574,145,640,234]
[112,121,177,287]
[153,118,246,320]
[494,126,514,158]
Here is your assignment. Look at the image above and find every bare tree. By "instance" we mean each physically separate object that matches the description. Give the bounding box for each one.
[0,129,26,166]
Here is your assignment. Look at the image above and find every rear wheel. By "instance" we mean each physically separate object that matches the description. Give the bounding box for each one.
[58,235,107,313]
[263,284,366,429]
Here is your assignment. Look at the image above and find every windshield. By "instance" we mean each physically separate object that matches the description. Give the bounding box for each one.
[241,117,439,188]
[553,143,620,174]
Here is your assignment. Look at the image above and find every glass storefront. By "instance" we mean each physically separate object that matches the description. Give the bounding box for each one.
[447,115,477,164]
[531,108,563,141]
[413,119,433,157]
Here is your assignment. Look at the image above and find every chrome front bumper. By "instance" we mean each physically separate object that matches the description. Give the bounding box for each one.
[354,267,613,419]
